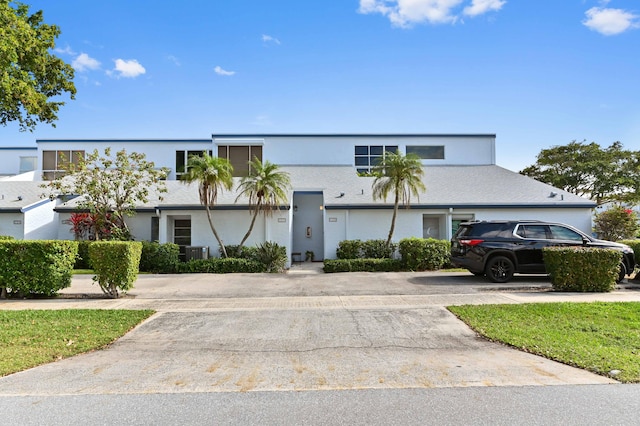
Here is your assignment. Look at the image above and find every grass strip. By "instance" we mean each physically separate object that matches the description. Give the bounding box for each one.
[0,309,154,377]
[448,302,640,383]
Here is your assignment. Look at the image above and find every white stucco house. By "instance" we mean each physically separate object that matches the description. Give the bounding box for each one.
[0,134,596,263]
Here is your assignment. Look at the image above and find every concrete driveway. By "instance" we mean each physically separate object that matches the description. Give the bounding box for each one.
[2,266,639,395]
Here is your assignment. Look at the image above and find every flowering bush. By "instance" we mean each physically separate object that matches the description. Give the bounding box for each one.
[594,206,640,241]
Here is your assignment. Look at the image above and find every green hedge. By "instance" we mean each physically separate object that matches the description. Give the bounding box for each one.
[0,240,78,297]
[323,258,403,272]
[399,237,450,271]
[336,239,397,259]
[177,257,264,273]
[139,241,180,273]
[89,241,142,298]
[543,247,620,292]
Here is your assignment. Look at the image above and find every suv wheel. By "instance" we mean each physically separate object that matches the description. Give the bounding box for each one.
[618,262,627,283]
[485,256,514,283]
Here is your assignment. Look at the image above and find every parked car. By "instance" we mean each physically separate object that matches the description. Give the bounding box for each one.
[450,220,636,283]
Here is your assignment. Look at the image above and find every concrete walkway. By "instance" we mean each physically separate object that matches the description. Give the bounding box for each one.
[1,267,639,395]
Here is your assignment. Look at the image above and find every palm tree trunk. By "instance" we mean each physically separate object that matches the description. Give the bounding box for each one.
[205,203,227,258]
[238,209,260,250]
[386,191,400,246]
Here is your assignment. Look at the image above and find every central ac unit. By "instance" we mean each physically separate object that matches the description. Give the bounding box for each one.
[185,246,209,261]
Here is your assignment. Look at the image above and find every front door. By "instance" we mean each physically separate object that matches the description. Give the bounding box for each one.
[292,192,324,261]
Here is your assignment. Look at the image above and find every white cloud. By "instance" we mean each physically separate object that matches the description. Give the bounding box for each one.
[111,59,146,78]
[167,55,181,66]
[359,0,463,26]
[463,0,506,17]
[359,0,503,27]
[72,53,101,72]
[55,45,76,56]
[583,7,639,35]
[214,66,235,76]
[262,34,281,45]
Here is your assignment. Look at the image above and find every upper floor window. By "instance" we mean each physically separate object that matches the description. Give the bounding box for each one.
[42,150,85,180]
[176,150,212,179]
[406,145,444,160]
[19,156,37,174]
[217,145,262,177]
[354,145,398,174]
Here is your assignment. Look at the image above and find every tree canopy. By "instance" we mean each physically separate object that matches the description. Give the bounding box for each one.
[45,148,168,240]
[1,1,76,131]
[520,141,640,206]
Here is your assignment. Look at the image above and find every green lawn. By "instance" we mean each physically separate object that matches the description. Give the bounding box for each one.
[0,309,154,377]
[449,302,640,383]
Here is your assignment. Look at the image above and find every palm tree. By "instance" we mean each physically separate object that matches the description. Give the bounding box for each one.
[181,152,234,258]
[235,158,291,249]
[372,150,426,246]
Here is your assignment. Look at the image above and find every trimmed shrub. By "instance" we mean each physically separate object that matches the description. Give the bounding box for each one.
[362,239,396,259]
[139,241,180,273]
[399,237,450,271]
[543,247,620,292]
[0,236,15,240]
[323,258,403,273]
[336,240,363,259]
[0,240,77,297]
[177,257,264,273]
[255,241,287,273]
[89,241,143,298]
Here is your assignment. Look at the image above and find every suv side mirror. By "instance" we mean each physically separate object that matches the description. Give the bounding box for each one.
[582,237,589,246]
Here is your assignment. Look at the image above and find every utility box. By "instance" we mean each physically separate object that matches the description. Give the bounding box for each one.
[185,246,209,261]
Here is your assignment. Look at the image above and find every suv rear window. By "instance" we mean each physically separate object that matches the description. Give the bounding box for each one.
[455,222,514,238]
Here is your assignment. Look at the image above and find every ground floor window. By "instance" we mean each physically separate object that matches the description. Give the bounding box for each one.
[423,215,442,239]
[173,218,191,261]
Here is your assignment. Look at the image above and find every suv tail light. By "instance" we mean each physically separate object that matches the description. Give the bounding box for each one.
[460,239,484,247]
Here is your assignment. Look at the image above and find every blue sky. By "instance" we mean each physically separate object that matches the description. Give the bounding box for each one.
[2,0,639,172]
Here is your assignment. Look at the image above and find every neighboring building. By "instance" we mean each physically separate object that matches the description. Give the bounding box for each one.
[0,134,596,263]
[0,147,38,178]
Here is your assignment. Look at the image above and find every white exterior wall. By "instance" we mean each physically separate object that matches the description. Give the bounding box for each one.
[469,208,594,236]
[125,213,155,241]
[56,212,75,240]
[0,148,37,176]
[0,212,25,239]
[23,201,58,240]
[218,134,496,167]
[37,140,212,180]
[158,209,291,259]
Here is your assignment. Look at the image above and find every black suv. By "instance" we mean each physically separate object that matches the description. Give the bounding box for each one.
[450,220,636,283]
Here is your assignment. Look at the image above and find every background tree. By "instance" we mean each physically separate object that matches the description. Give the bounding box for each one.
[372,151,426,246]
[235,158,291,250]
[46,148,168,240]
[1,1,76,131]
[181,152,234,258]
[594,206,640,241]
[520,141,640,206]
